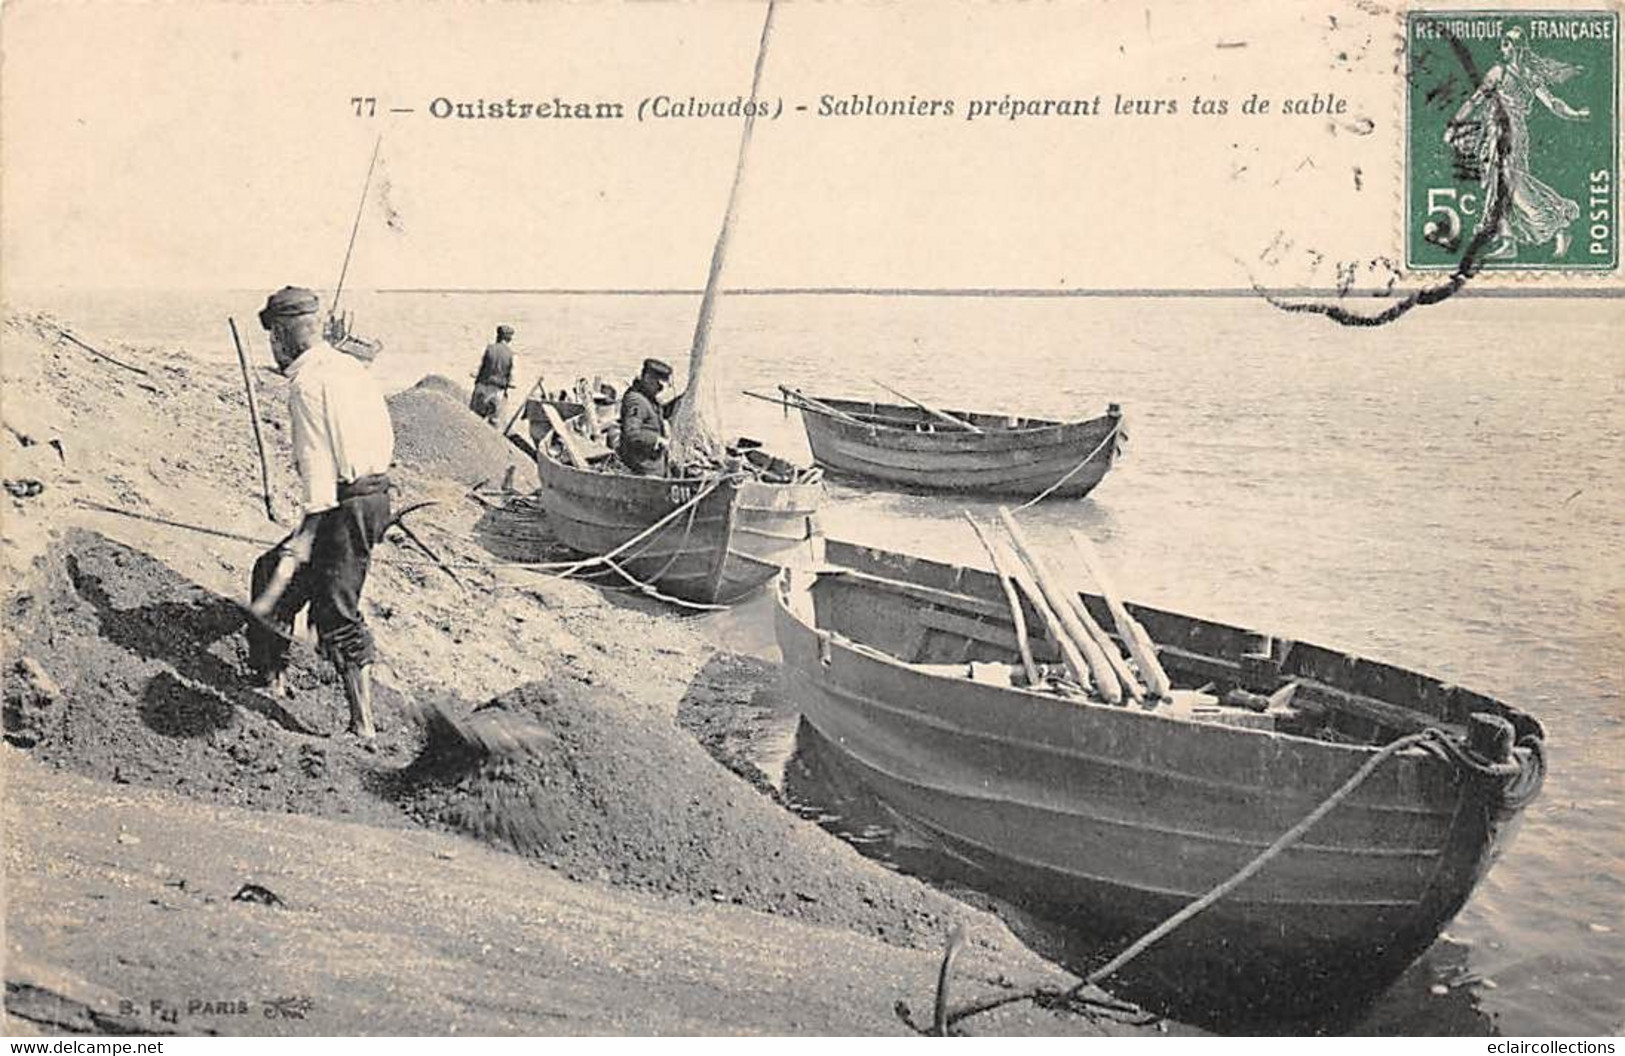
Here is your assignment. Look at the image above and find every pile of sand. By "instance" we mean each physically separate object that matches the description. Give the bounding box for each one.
[2,531,421,826]
[408,374,467,402]
[396,673,953,946]
[387,376,532,487]
[3,528,955,950]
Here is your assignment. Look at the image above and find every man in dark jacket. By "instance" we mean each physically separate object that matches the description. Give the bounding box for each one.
[616,358,673,475]
[470,324,516,426]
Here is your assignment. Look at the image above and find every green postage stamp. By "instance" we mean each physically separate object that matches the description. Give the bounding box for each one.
[1407,10,1619,271]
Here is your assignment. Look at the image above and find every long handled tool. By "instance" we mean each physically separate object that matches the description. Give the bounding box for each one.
[1068,530,1172,700]
[387,501,466,590]
[997,538,1092,693]
[1061,588,1144,703]
[871,379,983,433]
[963,513,1039,687]
[229,318,276,522]
[997,507,1122,704]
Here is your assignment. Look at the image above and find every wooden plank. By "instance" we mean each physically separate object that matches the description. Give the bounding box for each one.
[819,568,1010,622]
[542,403,590,469]
[918,606,1024,656]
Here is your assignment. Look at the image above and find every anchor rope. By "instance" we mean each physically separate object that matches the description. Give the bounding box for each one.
[940,724,1525,1030]
[1012,419,1123,512]
[547,474,726,579]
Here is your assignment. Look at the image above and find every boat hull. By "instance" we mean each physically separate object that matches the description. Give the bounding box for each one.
[773,543,1544,1016]
[535,439,822,606]
[798,398,1121,498]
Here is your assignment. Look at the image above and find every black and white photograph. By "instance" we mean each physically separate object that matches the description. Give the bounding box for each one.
[0,0,1620,1042]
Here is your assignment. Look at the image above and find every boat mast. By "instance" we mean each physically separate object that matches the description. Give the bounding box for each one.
[668,0,779,468]
[330,133,384,328]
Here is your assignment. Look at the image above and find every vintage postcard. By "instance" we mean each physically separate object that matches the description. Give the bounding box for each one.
[1,0,1619,1042]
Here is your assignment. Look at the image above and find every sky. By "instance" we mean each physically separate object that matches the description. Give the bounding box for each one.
[1,0,1619,295]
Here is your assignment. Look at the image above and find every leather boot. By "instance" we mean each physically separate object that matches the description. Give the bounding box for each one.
[339,664,376,739]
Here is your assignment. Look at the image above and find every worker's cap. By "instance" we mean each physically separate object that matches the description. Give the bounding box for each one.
[258,286,320,329]
[641,357,673,380]
[497,324,514,339]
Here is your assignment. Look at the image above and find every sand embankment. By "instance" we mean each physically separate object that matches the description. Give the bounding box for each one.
[0,310,1162,1036]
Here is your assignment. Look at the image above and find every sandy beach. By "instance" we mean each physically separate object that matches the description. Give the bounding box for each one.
[0,309,1178,1037]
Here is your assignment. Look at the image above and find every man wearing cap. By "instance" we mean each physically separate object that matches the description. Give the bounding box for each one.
[248,286,395,739]
[469,325,516,426]
[616,357,674,475]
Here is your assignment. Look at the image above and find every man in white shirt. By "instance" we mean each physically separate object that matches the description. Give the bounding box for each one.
[248,286,395,739]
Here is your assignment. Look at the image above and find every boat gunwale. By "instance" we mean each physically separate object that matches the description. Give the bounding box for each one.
[801,396,1116,440]
[778,594,1454,814]
[817,542,1544,744]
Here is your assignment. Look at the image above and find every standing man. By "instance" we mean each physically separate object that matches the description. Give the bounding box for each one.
[249,286,395,739]
[616,357,674,476]
[470,324,516,426]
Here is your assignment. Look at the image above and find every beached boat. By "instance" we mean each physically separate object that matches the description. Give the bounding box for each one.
[533,429,823,606]
[774,540,1546,1014]
[790,394,1123,498]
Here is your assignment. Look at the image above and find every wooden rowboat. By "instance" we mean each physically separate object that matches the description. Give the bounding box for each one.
[533,429,824,606]
[792,395,1124,498]
[774,540,1546,1017]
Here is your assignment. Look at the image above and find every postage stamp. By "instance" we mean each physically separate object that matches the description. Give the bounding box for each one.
[1406,9,1619,271]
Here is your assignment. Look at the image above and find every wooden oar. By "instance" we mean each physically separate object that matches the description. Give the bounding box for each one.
[1067,529,1172,700]
[1062,591,1144,703]
[997,507,1122,704]
[999,540,1092,693]
[228,317,276,522]
[963,513,1039,687]
[775,386,869,427]
[871,379,984,433]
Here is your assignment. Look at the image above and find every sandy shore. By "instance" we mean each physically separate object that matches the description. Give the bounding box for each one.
[0,309,1173,1037]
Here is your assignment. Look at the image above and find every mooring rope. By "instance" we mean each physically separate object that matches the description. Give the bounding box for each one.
[75,484,731,591]
[597,557,730,612]
[619,481,707,587]
[939,725,1479,1031]
[548,475,726,579]
[1011,420,1122,512]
